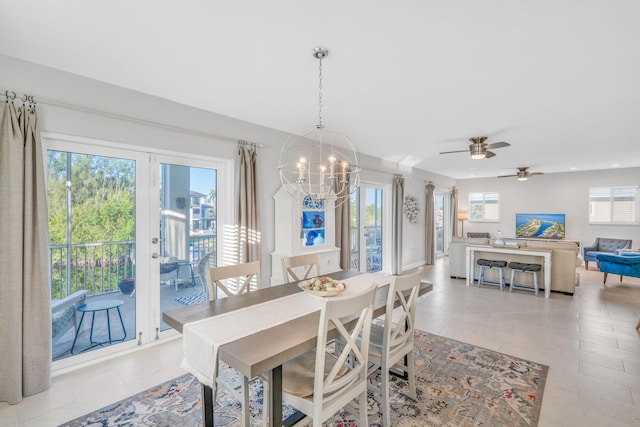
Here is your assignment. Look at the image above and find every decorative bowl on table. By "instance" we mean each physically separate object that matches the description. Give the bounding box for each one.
[298,277,347,297]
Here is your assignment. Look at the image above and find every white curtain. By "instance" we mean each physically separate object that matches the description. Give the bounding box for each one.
[0,98,51,403]
[425,181,435,265]
[391,175,404,275]
[237,142,261,264]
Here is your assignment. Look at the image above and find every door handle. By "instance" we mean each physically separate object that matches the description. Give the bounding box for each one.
[152,252,160,259]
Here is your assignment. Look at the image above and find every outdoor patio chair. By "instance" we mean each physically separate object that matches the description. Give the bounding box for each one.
[159,256,180,289]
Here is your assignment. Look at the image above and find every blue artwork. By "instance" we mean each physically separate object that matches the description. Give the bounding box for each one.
[515,213,565,239]
[304,229,326,246]
[302,211,325,229]
[303,195,325,210]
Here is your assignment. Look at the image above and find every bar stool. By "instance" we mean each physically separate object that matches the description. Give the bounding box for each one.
[509,262,542,296]
[477,259,507,290]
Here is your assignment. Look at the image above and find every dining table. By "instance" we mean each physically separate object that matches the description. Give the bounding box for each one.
[162,269,433,427]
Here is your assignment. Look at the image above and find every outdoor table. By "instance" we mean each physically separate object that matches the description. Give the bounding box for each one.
[70,299,126,354]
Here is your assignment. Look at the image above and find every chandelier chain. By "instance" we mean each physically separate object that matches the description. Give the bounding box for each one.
[318,56,323,129]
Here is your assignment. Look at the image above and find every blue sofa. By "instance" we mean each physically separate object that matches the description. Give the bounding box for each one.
[596,252,640,283]
[583,238,632,270]
[596,252,640,330]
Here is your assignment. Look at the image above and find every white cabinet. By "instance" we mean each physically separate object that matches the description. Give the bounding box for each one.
[270,186,342,285]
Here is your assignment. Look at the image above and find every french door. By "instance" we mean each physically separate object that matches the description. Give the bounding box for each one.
[350,183,390,272]
[46,134,230,368]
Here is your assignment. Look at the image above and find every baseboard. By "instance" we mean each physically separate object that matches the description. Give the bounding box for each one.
[404,260,427,271]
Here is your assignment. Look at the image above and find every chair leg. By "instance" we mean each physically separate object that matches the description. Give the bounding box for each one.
[478,266,485,287]
[585,261,589,270]
[636,319,640,330]
[407,350,416,400]
[532,271,539,297]
[359,387,369,427]
[498,267,505,291]
[603,272,608,284]
[509,269,516,292]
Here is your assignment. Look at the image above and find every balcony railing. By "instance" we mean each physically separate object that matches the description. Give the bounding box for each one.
[50,234,216,300]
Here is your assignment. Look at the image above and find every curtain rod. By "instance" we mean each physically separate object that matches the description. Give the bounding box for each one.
[1,89,264,148]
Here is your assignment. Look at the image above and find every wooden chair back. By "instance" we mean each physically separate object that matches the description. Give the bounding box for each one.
[281,253,319,282]
[383,267,423,362]
[208,260,261,300]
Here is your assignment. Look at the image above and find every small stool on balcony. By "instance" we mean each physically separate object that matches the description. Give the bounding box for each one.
[70,299,126,354]
[477,259,507,290]
[509,262,542,297]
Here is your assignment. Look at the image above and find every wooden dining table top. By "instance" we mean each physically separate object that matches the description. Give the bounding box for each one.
[163,269,433,379]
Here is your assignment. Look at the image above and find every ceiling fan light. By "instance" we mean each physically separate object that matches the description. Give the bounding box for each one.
[470,144,486,159]
[517,176,528,181]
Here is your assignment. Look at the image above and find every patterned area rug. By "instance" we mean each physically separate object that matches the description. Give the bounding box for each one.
[60,330,548,427]
[176,292,208,306]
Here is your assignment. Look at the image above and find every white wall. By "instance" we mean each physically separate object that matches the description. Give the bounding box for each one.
[1,54,449,278]
[457,167,640,249]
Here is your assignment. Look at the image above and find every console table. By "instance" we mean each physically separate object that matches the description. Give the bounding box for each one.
[465,245,552,298]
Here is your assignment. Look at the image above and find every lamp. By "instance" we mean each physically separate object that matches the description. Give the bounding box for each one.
[457,211,468,237]
[278,46,360,208]
[517,170,528,181]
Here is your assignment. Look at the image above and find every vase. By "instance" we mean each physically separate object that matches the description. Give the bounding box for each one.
[118,278,135,296]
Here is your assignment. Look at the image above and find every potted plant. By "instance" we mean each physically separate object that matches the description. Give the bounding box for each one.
[118,277,135,296]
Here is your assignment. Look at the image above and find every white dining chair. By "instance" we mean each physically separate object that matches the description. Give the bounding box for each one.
[281,253,319,282]
[207,260,261,426]
[263,284,377,427]
[208,260,261,300]
[368,267,423,426]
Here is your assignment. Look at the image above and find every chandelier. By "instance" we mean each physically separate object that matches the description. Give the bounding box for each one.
[278,46,360,208]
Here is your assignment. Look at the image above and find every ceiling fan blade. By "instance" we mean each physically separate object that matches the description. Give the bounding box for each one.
[529,172,544,176]
[439,149,469,155]
[498,174,517,178]
[485,151,497,158]
[485,141,510,149]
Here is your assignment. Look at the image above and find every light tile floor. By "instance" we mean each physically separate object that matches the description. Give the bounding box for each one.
[1,258,639,426]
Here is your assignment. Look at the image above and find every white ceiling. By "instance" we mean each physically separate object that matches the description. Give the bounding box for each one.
[2,1,639,179]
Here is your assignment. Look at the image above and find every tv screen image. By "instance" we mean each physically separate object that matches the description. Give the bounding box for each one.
[515,213,565,239]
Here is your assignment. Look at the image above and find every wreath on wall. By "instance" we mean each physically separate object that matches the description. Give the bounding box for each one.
[403,195,420,223]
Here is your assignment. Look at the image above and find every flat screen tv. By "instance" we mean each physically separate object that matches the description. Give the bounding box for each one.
[515,213,565,239]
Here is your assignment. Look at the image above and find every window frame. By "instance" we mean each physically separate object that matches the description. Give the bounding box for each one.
[588,186,639,225]
[468,192,500,222]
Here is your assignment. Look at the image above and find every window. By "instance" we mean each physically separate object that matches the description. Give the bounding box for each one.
[469,192,499,221]
[589,186,639,224]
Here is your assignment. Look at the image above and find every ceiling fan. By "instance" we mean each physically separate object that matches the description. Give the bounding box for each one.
[498,167,544,181]
[439,136,510,159]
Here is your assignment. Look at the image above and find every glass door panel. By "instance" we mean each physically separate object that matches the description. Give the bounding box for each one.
[364,187,383,272]
[350,184,384,272]
[158,163,217,331]
[47,149,137,361]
